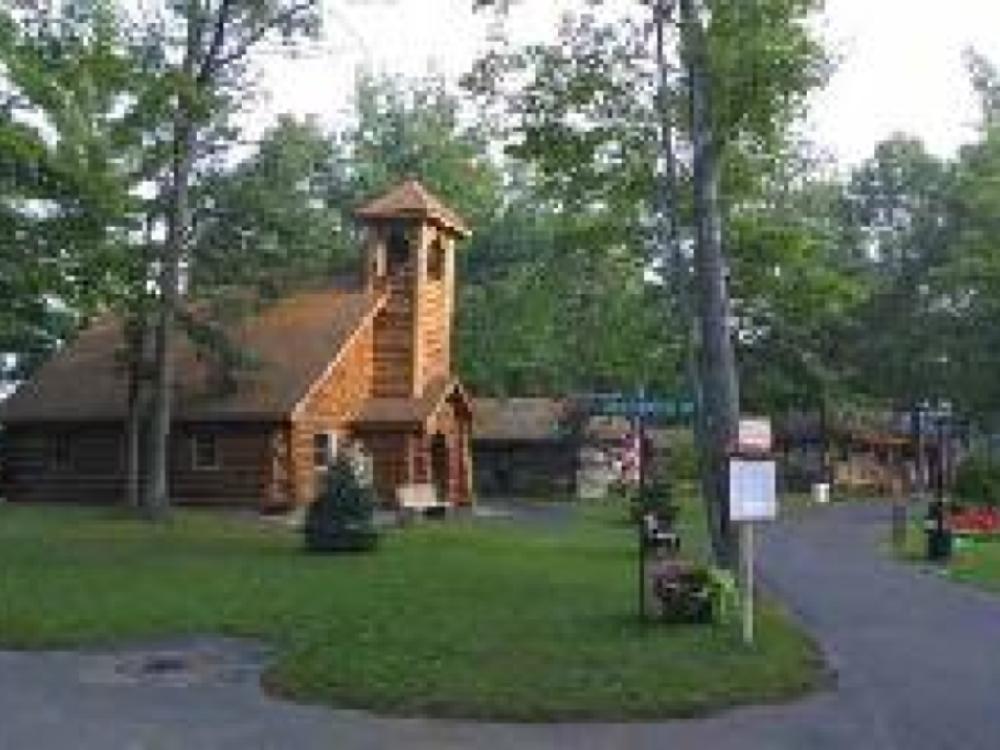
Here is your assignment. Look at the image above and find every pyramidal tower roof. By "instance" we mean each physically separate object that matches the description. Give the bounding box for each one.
[355,179,471,238]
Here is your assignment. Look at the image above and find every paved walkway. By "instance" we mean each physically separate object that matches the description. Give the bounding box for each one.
[2,502,999,749]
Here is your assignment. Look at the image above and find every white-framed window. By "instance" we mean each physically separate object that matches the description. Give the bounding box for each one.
[191,433,220,471]
[313,432,338,470]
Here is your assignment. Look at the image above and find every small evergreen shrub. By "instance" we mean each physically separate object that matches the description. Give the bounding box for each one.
[305,454,378,553]
[954,454,1000,508]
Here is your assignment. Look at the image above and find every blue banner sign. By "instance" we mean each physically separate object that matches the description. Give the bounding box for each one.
[586,394,696,421]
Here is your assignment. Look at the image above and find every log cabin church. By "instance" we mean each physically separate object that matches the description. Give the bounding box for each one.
[0,180,475,509]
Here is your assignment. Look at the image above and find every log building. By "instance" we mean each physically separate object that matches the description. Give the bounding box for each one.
[0,180,474,509]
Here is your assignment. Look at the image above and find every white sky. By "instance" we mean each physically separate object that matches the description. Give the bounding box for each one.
[252,0,1000,168]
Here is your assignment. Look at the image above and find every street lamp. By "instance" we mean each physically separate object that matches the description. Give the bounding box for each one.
[923,399,954,562]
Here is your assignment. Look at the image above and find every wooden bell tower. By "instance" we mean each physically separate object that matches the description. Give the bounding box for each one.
[355,180,470,399]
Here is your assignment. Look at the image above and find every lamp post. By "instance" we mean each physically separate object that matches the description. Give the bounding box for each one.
[924,399,953,562]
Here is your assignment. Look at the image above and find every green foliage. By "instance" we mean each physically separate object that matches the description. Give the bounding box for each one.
[631,476,678,526]
[342,73,503,229]
[304,454,378,554]
[665,429,700,484]
[193,116,350,296]
[0,3,157,375]
[954,454,1000,508]
[651,560,713,624]
[650,557,736,626]
[706,0,831,153]
[704,565,739,624]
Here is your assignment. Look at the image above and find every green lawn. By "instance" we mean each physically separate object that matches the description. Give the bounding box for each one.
[0,498,823,721]
[901,525,1000,593]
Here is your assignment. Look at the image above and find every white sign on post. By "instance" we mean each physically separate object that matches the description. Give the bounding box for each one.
[729,454,777,647]
[737,417,773,454]
[729,459,777,522]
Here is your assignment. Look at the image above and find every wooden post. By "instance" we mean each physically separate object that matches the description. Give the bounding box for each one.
[740,521,754,645]
[638,521,647,623]
[636,388,647,623]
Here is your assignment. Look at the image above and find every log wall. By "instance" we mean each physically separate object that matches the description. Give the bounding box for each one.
[0,423,280,507]
[1,425,125,503]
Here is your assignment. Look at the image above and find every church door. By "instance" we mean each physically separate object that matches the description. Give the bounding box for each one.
[431,433,449,503]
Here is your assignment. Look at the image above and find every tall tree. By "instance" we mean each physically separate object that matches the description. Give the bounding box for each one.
[139,0,320,518]
[193,115,350,296]
[470,0,829,562]
[0,2,165,508]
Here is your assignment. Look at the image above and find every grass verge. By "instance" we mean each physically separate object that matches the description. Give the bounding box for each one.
[0,498,823,721]
[899,521,1000,594]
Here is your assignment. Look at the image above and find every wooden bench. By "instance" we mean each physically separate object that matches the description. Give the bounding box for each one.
[643,512,680,555]
[396,484,448,523]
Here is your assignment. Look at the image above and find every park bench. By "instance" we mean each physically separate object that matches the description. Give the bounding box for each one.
[396,483,448,522]
[643,512,681,555]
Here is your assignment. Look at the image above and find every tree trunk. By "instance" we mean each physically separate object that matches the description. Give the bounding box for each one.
[143,2,205,520]
[653,0,706,472]
[680,0,741,567]
[124,317,146,510]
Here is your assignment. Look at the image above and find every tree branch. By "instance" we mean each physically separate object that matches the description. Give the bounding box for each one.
[209,0,315,75]
[196,0,236,86]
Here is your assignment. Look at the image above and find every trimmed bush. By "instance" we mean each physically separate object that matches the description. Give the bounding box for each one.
[650,560,713,624]
[954,454,1000,508]
[305,454,378,553]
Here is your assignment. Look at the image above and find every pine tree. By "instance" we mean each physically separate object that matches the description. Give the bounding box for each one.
[304,454,379,553]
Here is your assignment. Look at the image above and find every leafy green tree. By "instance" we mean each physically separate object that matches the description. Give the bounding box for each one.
[193,115,350,296]
[470,0,830,563]
[0,3,151,375]
[138,0,321,518]
[0,2,165,507]
[837,136,955,408]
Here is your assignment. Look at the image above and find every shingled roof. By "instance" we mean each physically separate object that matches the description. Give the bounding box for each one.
[472,398,570,442]
[0,289,386,423]
[354,377,472,430]
[355,179,471,238]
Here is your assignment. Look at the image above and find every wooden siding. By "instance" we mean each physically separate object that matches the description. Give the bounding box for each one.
[170,424,276,504]
[289,319,375,504]
[0,423,280,506]
[420,231,454,387]
[368,223,455,397]
[372,265,416,397]
[423,393,473,505]
[1,425,125,503]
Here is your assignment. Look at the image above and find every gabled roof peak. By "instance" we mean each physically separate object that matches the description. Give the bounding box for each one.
[355,179,471,238]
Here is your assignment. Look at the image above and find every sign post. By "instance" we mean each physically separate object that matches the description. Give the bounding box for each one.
[741,521,754,644]
[583,391,696,623]
[729,417,777,647]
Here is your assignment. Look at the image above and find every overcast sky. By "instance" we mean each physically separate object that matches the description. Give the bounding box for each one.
[252,0,1000,168]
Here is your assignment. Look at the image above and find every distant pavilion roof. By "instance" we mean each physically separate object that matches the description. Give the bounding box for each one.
[355,179,471,238]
